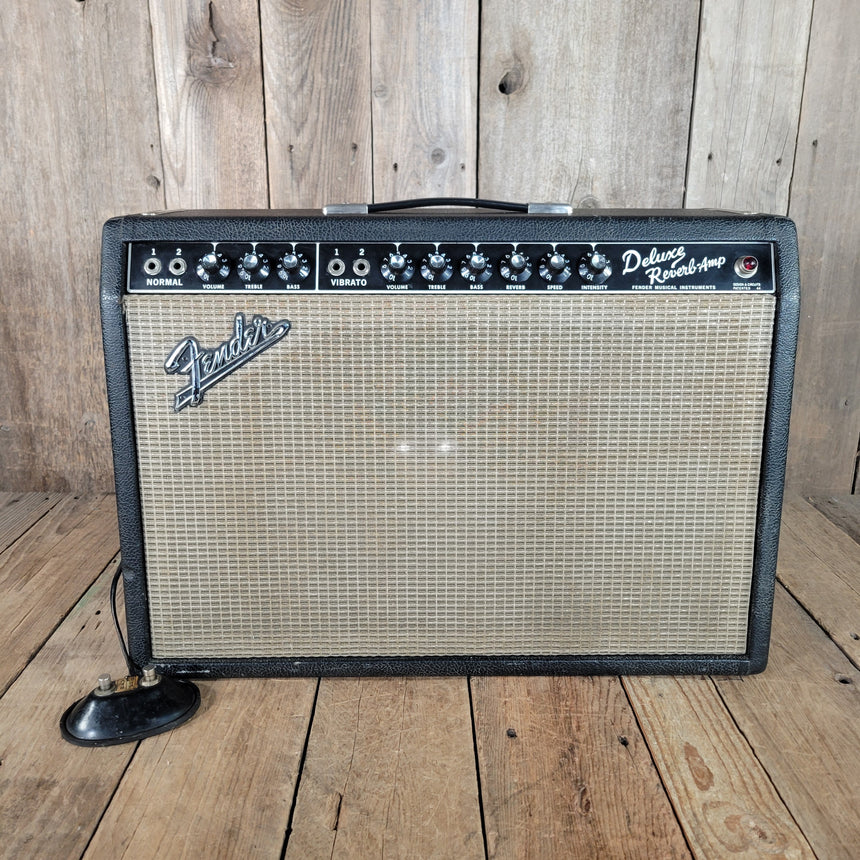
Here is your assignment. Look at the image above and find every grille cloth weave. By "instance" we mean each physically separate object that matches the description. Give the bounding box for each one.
[125,293,775,658]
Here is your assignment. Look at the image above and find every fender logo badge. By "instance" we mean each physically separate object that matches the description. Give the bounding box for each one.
[164,313,291,412]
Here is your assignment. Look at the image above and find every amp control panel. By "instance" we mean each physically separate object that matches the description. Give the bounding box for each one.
[128,241,775,294]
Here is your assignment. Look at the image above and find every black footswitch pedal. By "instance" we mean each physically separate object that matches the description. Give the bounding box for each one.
[60,665,200,747]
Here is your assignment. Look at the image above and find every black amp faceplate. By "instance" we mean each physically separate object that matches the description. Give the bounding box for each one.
[128,240,775,294]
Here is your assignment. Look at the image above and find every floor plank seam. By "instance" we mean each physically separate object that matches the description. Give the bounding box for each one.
[709,675,817,857]
[776,575,860,673]
[680,0,705,209]
[0,493,64,553]
[23,494,65,532]
[805,495,860,547]
[0,553,122,700]
[619,676,695,859]
[78,741,142,859]
[279,676,321,860]
[380,685,408,860]
[474,0,482,199]
[466,677,490,860]
[784,508,860,578]
[254,0,273,210]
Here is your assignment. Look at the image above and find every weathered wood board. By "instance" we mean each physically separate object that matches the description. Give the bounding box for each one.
[478,0,699,207]
[785,0,860,493]
[625,675,814,858]
[808,494,860,546]
[261,0,373,207]
[370,0,478,200]
[0,492,61,553]
[286,677,484,859]
[715,585,860,859]
[471,675,690,859]
[0,561,134,858]
[148,0,269,208]
[777,495,860,665]
[686,0,813,212]
[0,0,163,493]
[0,494,119,694]
[83,677,318,859]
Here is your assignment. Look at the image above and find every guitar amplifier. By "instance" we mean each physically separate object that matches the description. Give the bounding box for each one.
[100,201,799,677]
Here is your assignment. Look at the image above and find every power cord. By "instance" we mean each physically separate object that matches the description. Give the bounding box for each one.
[110,564,138,675]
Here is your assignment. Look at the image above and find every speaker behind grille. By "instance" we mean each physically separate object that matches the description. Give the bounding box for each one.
[124,293,775,660]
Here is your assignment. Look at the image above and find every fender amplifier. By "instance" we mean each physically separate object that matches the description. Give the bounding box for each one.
[100,201,799,676]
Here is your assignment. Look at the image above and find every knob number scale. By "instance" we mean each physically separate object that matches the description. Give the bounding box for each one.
[128,241,776,294]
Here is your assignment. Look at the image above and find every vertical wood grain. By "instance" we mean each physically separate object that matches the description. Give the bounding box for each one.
[84,678,318,859]
[261,0,373,207]
[624,675,814,858]
[370,0,478,200]
[716,585,860,859]
[785,0,860,494]
[471,676,690,859]
[478,0,699,207]
[778,495,860,665]
[148,0,269,207]
[0,0,164,492]
[0,561,135,859]
[285,678,484,859]
[0,494,119,695]
[808,493,860,546]
[0,492,61,553]
[685,0,813,212]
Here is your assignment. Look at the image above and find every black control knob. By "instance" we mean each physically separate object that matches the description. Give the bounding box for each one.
[241,252,261,271]
[548,253,568,272]
[466,252,487,273]
[500,251,532,283]
[238,251,270,282]
[461,251,492,283]
[388,253,407,272]
[381,251,415,282]
[421,251,453,283]
[196,251,230,282]
[509,252,529,273]
[427,253,447,272]
[578,250,612,284]
[280,252,299,271]
[277,250,311,283]
[538,250,571,282]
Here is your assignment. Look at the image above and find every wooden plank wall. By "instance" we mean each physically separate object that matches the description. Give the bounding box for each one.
[1,0,857,495]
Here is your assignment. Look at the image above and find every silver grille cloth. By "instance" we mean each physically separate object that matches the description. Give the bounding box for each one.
[125,294,775,658]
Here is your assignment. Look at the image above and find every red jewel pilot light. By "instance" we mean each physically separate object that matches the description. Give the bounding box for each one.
[734,255,759,278]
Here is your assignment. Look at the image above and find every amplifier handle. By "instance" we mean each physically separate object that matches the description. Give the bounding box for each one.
[322,198,573,216]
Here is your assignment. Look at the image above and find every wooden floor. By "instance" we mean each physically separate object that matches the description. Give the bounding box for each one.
[1,493,858,859]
